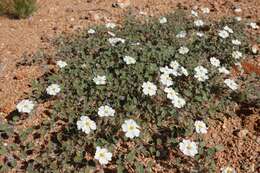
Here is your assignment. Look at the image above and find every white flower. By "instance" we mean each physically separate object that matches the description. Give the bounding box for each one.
[194,66,208,74]
[179,139,198,157]
[88,29,96,34]
[98,105,115,117]
[191,10,198,17]
[159,17,167,24]
[108,37,125,46]
[224,79,238,90]
[218,67,230,75]
[194,120,208,134]
[222,166,236,173]
[93,75,106,85]
[232,51,242,59]
[77,116,96,134]
[210,57,220,67]
[249,22,259,29]
[224,26,234,34]
[165,88,187,109]
[201,7,210,14]
[56,60,67,68]
[160,66,175,75]
[232,39,241,45]
[170,61,180,70]
[123,56,136,65]
[171,95,186,108]
[194,66,209,82]
[142,82,157,96]
[106,22,116,29]
[235,16,241,21]
[164,87,177,100]
[180,67,189,76]
[160,74,173,87]
[46,84,61,96]
[16,99,34,113]
[94,147,112,165]
[178,46,189,55]
[218,30,229,39]
[194,19,204,27]
[176,31,187,38]
[122,119,140,138]
[168,61,180,76]
[196,32,204,37]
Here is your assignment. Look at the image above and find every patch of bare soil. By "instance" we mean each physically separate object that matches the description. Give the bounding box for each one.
[204,111,260,173]
[0,0,259,172]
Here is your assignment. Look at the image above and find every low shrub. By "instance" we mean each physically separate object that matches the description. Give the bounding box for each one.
[0,10,258,172]
[0,0,37,19]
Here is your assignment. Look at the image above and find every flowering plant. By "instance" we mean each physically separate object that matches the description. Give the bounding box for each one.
[1,10,258,173]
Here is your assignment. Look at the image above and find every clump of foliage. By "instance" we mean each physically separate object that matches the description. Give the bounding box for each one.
[0,10,258,172]
[0,0,37,19]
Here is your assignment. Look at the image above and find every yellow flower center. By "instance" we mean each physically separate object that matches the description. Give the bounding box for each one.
[99,152,105,158]
[226,167,233,173]
[128,125,134,131]
[104,108,109,114]
[187,144,192,150]
[85,121,90,127]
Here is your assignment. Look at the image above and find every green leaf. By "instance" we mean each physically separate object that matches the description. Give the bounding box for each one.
[214,144,225,152]
[126,150,136,162]
[117,164,124,173]
[135,163,145,173]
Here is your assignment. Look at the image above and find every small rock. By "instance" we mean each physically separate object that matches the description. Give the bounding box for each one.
[0,63,5,73]
[90,12,107,22]
[79,16,88,20]
[139,11,147,15]
[65,7,74,13]
[113,0,131,8]
[53,26,58,31]
[252,45,258,54]
[238,129,249,138]
[93,14,101,21]
[234,7,242,13]
[256,137,260,144]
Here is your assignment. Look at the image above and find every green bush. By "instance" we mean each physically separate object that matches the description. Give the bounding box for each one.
[0,11,258,172]
[0,0,37,19]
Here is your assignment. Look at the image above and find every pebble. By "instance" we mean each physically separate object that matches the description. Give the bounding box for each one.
[113,0,131,8]
[257,137,260,144]
[238,129,249,138]
[65,7,74,13]
[234,7,242,13]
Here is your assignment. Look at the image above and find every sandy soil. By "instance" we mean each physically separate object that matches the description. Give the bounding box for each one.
[0,0,259,172]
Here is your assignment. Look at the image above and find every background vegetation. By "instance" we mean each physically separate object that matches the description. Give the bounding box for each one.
[0,0,37,19]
